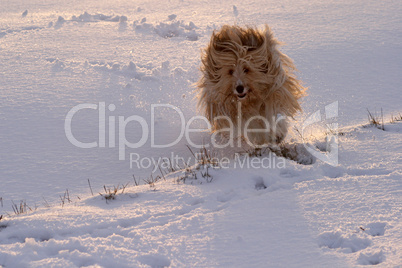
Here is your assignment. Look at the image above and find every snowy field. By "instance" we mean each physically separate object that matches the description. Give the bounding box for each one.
[1,0,401,267]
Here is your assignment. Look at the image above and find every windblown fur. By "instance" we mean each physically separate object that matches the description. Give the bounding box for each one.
[197,25,306,146]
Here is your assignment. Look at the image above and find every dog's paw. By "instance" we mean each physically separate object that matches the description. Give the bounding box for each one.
[274,114,288,143]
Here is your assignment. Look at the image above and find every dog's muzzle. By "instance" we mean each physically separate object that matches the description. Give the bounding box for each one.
[235,85,248,99]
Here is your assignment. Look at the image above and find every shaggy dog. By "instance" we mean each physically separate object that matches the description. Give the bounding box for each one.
[197,25,305,146]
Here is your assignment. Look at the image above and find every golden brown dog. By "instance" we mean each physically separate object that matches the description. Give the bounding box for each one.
[197,25,306,146]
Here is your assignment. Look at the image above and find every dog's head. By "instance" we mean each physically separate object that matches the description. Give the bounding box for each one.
[198,25,305,114]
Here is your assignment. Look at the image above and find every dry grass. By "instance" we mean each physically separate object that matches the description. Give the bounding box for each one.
[143,175,163,190]
[367,108,384,130]
[60,189,72,207]
[132,175,140,186]
[11,200,36,215]
[186,145,219,167]
[99,183,129,201]
[390,113,402,124]
[175,146,218,184]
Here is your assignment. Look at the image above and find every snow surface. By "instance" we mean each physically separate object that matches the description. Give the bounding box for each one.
[1,0,401,267]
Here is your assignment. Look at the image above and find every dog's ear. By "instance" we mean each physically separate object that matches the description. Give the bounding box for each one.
[260,25,290,89]
[200,33,223,83]
[211,26,234,52]
[261,25,306,113]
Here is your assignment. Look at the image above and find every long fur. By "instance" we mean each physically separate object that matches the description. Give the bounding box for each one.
[197,25,306,146]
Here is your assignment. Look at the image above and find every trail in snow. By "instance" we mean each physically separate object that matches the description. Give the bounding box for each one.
[0,122,401,267]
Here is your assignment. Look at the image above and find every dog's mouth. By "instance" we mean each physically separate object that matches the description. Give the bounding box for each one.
[237,93,247,99]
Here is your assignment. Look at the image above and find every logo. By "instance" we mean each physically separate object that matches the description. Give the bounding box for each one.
[64,101,339,166]
[301,101,339,166]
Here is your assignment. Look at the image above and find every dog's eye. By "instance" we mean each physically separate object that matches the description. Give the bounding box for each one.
[244,68,249,74]
[228,69,234,75]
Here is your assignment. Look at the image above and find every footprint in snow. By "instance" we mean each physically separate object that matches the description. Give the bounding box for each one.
[318,231,371,253]
[357,250,385,265]
[361,222,387,237]
[253,176,267,190]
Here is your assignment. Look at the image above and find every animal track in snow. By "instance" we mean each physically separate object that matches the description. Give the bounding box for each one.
[357,250,385,265]
[254,177,267,190]
[318,231,371,253]
[362,222,386,237]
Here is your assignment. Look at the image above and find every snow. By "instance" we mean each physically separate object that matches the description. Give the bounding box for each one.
[1,0,401,267]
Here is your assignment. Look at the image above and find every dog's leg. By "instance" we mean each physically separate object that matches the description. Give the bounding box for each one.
[274,113,288,143]
[263,100,289,144]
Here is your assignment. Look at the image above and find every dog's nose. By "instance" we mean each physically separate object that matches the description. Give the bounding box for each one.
[236,85,244,94]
